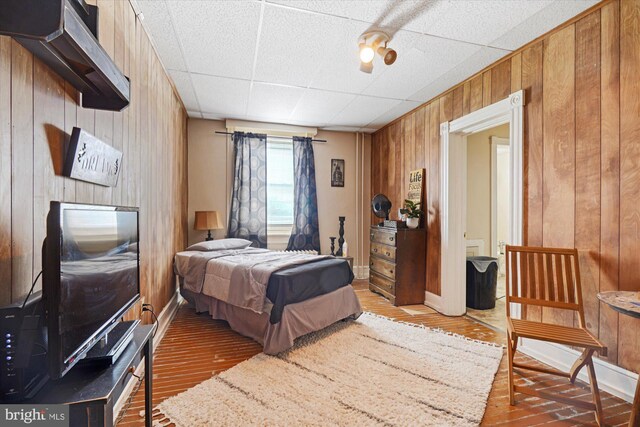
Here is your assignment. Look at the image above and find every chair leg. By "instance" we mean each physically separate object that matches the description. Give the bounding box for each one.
[586,358,604,426]
[507,332,518,406]
[569,348,593,384]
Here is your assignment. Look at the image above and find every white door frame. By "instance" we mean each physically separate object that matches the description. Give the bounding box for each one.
[491,136,510,259]
[433,90,524,317]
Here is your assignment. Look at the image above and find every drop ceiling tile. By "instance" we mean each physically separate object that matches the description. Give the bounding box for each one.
[490,0,600,50]
[267,1,448,34]
[191,74,251,118]
[267,1,400,23]
[402,0,455,34]
[168,70,199,111]
[254,5,347,87]
[307,20,388,94]
[167,1,261,79]
[361,34,481,100]
[136,0,187,71]
[292,89,356,124]
[309,25,418,94]
[330,96,401,127]
[187,111,203,118]
[426,1,554,46]
[247,83,305,122]
[407,46,508,102]
[365,100,422,128]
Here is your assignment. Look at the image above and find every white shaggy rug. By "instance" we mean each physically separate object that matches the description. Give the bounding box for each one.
[152,313,503,426]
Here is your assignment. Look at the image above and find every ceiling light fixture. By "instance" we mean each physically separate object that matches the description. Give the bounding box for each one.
[358,30,397,73]
[359,61,373,74]
[377,44,397,65]
[359,43,375,64]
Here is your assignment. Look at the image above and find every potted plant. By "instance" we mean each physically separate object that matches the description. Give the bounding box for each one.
[400,199,423,229]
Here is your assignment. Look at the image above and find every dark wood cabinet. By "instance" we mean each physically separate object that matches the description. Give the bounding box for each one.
[368,226,426,306]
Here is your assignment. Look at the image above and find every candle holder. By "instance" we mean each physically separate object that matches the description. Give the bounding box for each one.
[337,216,345,256]
[329,237,336,256]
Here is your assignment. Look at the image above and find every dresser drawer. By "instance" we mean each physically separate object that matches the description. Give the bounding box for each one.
[370,271,395,294]
[370,242,396,261]
[370,228,397,246]
[369,255,396,280]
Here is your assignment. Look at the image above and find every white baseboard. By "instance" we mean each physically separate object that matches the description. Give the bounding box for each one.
[113,288,182,423]
[151,289,182,351]
[424,291,443,313]
[520,338,638,403]
[354,265,369,280]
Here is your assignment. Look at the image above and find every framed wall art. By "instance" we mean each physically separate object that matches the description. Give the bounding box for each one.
[331,159,345,187]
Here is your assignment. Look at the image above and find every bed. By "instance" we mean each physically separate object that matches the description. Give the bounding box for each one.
[173,239,362,354]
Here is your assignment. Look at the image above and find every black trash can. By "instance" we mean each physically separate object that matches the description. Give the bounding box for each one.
[466,256,499,310]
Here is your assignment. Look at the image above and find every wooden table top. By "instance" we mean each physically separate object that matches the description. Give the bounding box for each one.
[597,291,640,319]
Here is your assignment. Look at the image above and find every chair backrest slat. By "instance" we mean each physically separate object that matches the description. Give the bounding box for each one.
[564,254,575,304]
[520,251,529,299]
[528,252,537,299]
[536,252,545,300]
[505,245,583,315]
[554,253,565,303]
[510,249,518,300]
[545,252,555,301]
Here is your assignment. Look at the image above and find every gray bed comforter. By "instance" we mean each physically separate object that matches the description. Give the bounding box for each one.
[175,248,331,314]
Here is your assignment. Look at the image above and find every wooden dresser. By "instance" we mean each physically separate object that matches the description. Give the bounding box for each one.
[368,226,426,306]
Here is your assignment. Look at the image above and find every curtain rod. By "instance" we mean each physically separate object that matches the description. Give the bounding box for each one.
[215,131,326,143]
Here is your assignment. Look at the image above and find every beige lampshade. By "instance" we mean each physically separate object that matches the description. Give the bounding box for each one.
[194,211,223,230]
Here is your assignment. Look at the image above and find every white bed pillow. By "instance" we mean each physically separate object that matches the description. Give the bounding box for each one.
[186,238,252,252]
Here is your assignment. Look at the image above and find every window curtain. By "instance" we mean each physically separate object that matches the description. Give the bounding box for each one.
[228,132,268,248]
[286,136,320,252]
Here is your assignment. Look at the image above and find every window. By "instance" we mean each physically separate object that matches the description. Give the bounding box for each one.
[266,138,294,225]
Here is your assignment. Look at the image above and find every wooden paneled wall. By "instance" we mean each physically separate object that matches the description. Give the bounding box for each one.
[371,0,640,371]
[0,0,188,319]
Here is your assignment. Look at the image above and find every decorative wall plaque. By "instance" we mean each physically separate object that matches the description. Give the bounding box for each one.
[64,127,122,187]
[407,169,425,206]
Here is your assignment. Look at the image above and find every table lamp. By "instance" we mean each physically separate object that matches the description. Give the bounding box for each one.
[194,211,223,241]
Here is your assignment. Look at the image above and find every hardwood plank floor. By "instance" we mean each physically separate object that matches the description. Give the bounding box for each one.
[117,281,632,426]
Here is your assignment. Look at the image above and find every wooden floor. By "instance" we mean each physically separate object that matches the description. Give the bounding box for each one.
[467,275,507,331]
[117,281,633,426]
[467,298,507,331]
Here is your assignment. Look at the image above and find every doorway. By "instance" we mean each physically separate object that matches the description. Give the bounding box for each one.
[434,90,524,319]
[464,125,510,330]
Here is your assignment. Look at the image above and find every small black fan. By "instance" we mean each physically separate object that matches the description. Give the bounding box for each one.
[371,194,392,220]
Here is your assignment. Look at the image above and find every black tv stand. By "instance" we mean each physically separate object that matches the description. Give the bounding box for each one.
[81,320,139,367]
[30,324,154,427]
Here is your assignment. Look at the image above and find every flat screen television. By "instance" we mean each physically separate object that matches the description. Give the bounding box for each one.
[43,202,140,379]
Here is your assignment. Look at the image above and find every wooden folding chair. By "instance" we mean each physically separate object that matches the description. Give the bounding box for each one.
[505,245,607,426]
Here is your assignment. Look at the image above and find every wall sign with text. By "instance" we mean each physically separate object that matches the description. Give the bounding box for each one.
[407,169,425,206]
[64,127,122,187]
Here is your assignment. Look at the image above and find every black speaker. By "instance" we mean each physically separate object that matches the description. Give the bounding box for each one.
[0,291,49,402]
